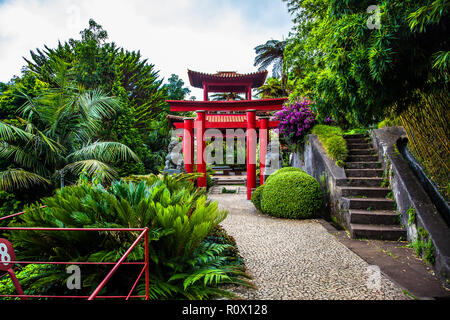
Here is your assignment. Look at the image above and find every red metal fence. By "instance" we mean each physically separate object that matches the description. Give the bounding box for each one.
[0,208,150,300]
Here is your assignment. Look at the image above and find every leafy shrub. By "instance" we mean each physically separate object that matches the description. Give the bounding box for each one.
[378,118,401,129]
[325,136,348,163]
[312,125,348,164]
[265,167,307,183]
[261,171,323,219]
[0,264,64,300]
[3,174,249,300]
[311,124,343,139]
[0,191,23,230]
[251,185,264,212]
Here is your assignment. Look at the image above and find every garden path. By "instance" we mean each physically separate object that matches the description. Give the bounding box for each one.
[209,190,409,300]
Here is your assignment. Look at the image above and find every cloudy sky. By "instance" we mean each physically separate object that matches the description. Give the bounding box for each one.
[0,0,292,98]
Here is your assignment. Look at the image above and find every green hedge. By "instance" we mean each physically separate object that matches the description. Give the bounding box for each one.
[265,167,307,183]
[251,185,264,212]
[260,171,323,219]
[311,125,348,166]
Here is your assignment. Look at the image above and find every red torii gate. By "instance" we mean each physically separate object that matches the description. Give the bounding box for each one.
[166,70,286,200]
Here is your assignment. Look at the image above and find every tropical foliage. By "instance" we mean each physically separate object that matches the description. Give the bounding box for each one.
[283,0,449,125]
[0,60,139,192]
[0,19,169,184]
[255,77,291,99]
[282,0,449,198]
[3,174,249,299]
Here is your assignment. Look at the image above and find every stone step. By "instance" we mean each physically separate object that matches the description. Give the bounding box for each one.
[345,138,368,144]
[346,197,396,210]
[345,169,384,177]
[346,155,379,162]
[345,162,382,169]
[340,186,390,198]
[350,223,407,240]
[347,143,371,149]
[338,177,383,187]
[344,134,368,140]
[350,210,399,225]
[348,149,377,155]
[216,179,246,185]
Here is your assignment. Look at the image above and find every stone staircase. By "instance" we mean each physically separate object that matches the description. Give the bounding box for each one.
[340,134,406,240]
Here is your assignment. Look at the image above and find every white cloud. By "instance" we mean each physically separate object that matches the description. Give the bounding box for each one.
[0,0,292,98]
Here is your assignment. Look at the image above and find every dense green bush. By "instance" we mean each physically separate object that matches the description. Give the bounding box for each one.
[265,167,306,184]
[260,171,322,219]
[312,125,348,166]
[2,174,249,300]
[251,185,264,212]
[378,118,401,129]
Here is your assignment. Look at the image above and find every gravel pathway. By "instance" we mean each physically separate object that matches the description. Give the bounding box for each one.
[209,191,409,300]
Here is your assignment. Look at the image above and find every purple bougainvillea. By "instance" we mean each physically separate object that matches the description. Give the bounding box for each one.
[274,98,316,144]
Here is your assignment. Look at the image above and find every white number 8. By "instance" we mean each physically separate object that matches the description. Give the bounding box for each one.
[0,243,11,266]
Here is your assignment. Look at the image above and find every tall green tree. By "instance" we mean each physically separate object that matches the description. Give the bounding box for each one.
[14,19,169,176]
[210,92,244,101]
[164,74,191,100]
[0,60,139,192]
[283,0,449,125]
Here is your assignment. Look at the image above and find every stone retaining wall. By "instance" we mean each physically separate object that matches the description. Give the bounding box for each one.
[371,127,450,283]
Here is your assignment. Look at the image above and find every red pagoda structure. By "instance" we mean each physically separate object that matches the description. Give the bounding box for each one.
[166,69,287,200]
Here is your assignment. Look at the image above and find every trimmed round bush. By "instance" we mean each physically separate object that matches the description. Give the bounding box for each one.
[251,185,264,212]
[265,167,307,183]
[261,171,323,219]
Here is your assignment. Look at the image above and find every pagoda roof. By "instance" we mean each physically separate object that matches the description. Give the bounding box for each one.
[188,69,268,89]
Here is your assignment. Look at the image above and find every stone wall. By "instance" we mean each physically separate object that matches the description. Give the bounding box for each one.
[291,134,347,223]
[371,127,450,283]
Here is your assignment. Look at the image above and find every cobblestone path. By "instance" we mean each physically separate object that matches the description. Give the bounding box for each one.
[209,191,409,300]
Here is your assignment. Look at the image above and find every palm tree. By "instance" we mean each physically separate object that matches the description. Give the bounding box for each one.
[210,92,244,101]
[256,78,288,99]
[254,39,287,87]
[0,60,139,192]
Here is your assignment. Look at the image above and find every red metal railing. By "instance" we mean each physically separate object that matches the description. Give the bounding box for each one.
[0,209,150,300]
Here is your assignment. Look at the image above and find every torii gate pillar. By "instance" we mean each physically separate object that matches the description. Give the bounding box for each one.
[246,110,257,200]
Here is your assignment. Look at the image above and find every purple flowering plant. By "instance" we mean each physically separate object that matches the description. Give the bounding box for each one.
[274,98,316,145]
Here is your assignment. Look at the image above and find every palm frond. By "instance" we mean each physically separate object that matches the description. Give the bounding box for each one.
[0,142,49,176]
[68,141,140,163]
[0,169,50,192]
[78,89,121,120]
[0,121,35,143]
[62,159,118,183]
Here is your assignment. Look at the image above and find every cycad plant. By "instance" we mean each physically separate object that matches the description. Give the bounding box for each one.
[4,174,250,299]
[0,60,139,192]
